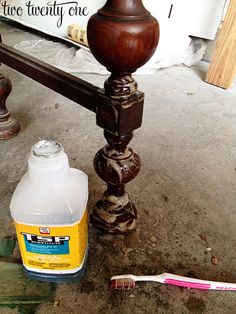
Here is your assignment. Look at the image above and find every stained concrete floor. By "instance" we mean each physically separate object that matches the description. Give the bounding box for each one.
[0,22,236,313]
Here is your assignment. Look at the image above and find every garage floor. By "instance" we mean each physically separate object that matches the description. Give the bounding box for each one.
[0,22,236,314]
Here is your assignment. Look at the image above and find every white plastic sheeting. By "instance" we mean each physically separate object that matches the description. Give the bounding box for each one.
[14,37,207,75]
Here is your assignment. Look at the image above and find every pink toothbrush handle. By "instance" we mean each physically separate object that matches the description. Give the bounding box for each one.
[163,274,236,291]
[164,278,211,290]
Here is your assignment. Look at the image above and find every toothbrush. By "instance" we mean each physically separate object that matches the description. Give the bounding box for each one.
[110,273,236,291]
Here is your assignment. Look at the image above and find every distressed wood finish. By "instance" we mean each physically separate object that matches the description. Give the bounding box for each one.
[0,73,20,140]
[88,0,159,233]
[0,0,159,233]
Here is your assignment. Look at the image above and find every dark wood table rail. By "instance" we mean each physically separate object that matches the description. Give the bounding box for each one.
[0,42,102,113]
[0,0,159,234]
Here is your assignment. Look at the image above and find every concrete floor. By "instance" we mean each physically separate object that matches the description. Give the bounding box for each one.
[0,22,236,313]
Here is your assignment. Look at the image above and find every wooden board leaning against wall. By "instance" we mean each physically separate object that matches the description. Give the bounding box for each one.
[205,0,236,89]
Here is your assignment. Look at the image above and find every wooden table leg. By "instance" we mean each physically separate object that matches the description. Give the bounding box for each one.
[87,0,159,233]
[0,73,20,140]
[91,86,144,233]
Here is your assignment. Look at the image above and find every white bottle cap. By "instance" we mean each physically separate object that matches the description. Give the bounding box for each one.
[28,140,70,187]
[32,140,63,158]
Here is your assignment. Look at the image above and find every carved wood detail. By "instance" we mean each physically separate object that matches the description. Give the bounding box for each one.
[88,0,159,233]
[92,131,141,233]
[0,0,159,232]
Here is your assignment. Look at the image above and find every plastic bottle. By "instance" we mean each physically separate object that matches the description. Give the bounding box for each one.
[10,140,88,282]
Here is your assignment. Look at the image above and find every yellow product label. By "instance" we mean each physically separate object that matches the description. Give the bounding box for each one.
[14,210,88,273]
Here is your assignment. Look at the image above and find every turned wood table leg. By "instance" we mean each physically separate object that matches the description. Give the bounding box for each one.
[0,73,20,140]
[92,130,140,233]
[88,0,159,233]
[91,74,145,233]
